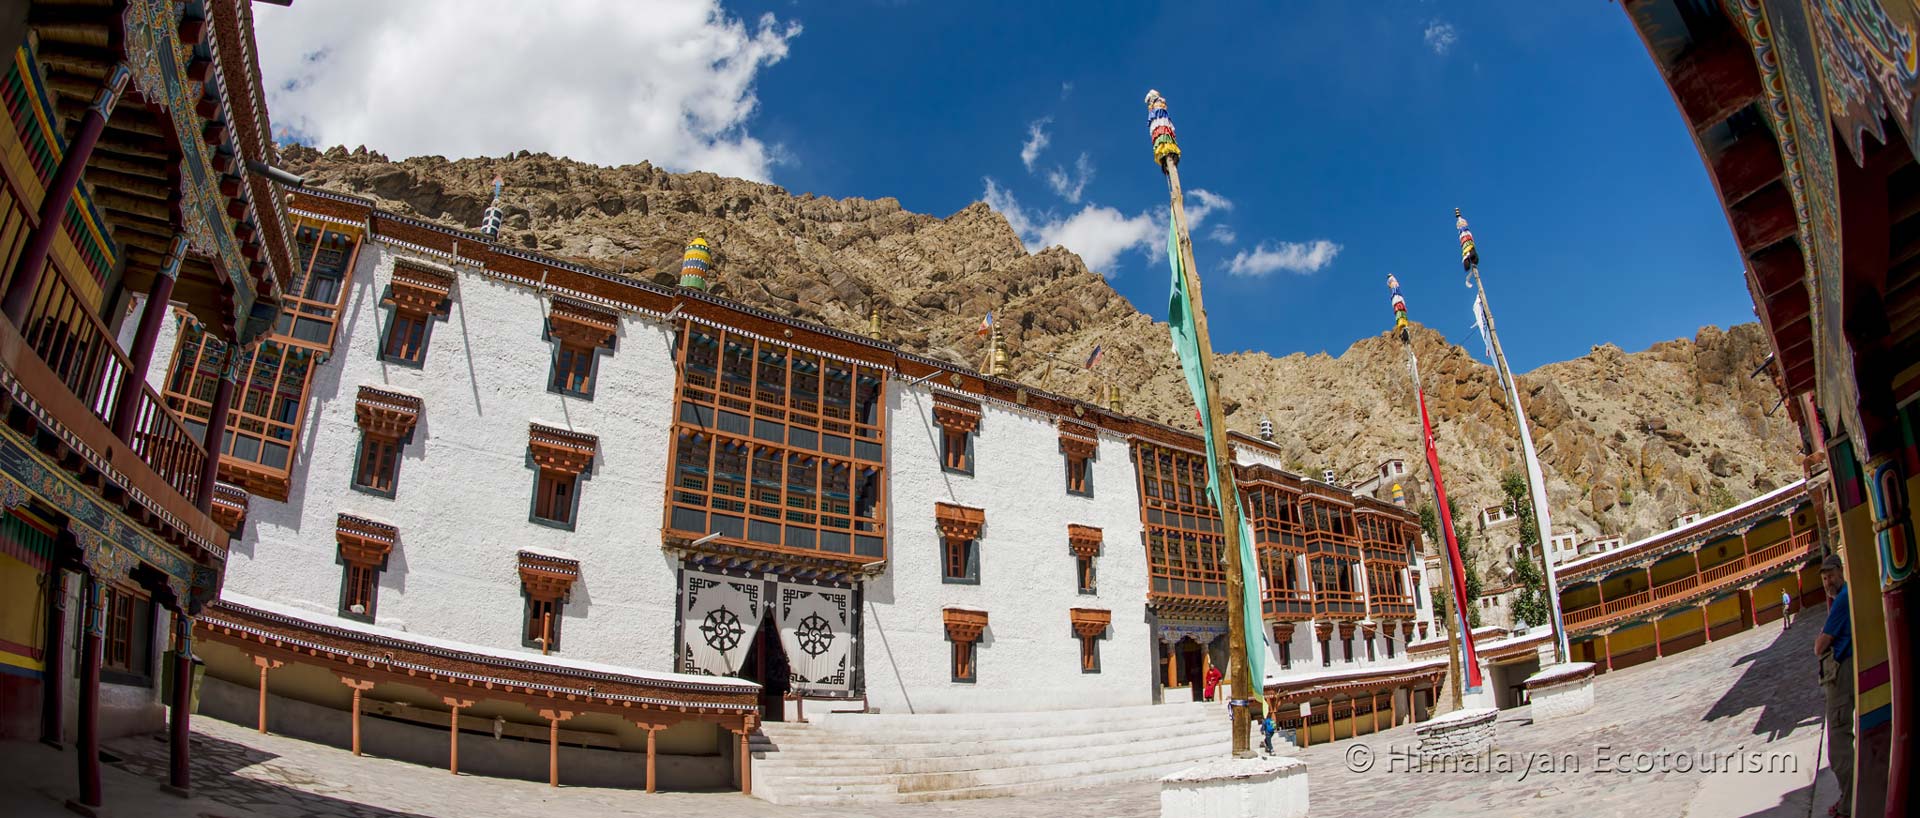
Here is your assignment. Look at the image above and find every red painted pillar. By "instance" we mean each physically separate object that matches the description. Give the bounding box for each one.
[1,66,131,325]
[67,576,104,814]
[38,570,67,748]
[109,237,187,441]
[166,613,193,796]
[194,346,239,513]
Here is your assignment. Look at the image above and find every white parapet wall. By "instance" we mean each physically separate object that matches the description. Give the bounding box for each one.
[1523,662,1597,722]
[1160,757,1308,818]
[1413,707,1496,759]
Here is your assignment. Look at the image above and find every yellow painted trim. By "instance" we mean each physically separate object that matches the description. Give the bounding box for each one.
[0,649,43,673]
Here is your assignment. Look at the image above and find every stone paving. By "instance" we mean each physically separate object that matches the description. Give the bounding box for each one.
[5,613,1835,818]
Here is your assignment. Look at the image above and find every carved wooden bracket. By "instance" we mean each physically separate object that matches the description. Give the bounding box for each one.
[1067,524,1103,557]
[548,297,619,349]
[337,513,398,567]
[1058,419,1098,459]
[518,550,581,602]
[390,260,455,316]
[210,482,249,532]
[935,502,984,542]
[529,423,598,475]
[931,395,981,434]
[1272,622,1297,644]
[1338,622,1357,641]
[943,608,988,643]
[1315,622,1334,641]
[1069,608,1111,639]
[1401,622,1416,642]
[355,385,423,440]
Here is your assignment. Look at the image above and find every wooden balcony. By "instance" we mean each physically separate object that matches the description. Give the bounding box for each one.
[1313,589,1367,620]
[1263,589,1313,621]
[1563,532,1813,631]
[1369,594,1416,620]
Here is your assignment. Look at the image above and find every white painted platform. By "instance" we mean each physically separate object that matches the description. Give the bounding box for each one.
[752,701,1233,805]
[1160,757,1308,818]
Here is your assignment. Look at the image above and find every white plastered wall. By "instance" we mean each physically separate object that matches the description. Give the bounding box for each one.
[863,383,1151,713]
[212,241,684,671]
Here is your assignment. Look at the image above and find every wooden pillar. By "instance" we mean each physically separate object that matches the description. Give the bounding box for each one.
[1299,703,1310,748]
[0,64,131,325]
[1740,588,1758,627]
[646,726,659,793]
[1600,632,1613,671]
[735,728,752,795]
[340,678,374,756]
[538,710,572,787]
[196,349,240,514]
[252,656,282,733]
[1701,604,1712,642]
[38,569,67,748]
[68,576,104,814]
[1391,688,1401,726]
[166,613,193,796]
[1372,692,1382,733]
[443,698,472,774]
[109,236,186,441]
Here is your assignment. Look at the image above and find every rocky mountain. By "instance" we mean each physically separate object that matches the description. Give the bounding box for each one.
[279,145,1805,569]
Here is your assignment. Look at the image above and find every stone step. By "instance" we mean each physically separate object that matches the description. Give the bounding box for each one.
[762,702,1218,733]
[758,712,1221,746]
[753,721,1228,766]
[755,730,1227,786]
[761,745,1235,806]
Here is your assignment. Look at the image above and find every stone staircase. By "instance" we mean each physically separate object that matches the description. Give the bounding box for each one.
[751,701,1231,805]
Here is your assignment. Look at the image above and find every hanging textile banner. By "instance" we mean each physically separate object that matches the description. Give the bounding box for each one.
[678,570,765,677]
[774,581,855,691]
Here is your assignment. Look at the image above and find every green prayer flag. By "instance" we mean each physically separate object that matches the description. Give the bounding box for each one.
[1166,218,1268,710]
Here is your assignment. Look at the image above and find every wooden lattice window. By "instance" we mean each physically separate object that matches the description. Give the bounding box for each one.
[105,587,135,671]
[342,562,378,618]
[162,324,314,499]
[355,436,398,493]
[384,312,429,364]
[526,597,559,648]
[1135,441,1226,605]
[944,608,988,683]
[667,324,888,560]
[281,223,363,350]
[529,425,597,530]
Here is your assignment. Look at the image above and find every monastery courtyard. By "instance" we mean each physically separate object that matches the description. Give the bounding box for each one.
[5,610,1830,818]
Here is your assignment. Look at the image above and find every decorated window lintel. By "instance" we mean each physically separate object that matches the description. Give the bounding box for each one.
[1070,607,1110,673]
[336,513,397,622]
[518,550,579,651]
[944,607,988,682]
[934,396,981,475]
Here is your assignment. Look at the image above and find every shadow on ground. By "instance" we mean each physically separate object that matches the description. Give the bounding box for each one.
[107,731,437,818]
[1703,612,1824,743]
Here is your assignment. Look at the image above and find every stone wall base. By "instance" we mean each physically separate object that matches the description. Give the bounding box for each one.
[1160,757,1307,818]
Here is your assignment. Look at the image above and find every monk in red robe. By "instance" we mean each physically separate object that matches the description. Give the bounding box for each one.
[1203,666,1224,702]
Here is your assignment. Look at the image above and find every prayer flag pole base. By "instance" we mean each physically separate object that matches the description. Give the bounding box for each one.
[1160,757,1309,818]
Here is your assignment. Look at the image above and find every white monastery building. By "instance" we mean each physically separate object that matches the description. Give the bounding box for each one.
[137,188,1446,792]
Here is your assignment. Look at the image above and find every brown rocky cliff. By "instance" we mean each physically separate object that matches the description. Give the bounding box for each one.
[282,145,1804,568]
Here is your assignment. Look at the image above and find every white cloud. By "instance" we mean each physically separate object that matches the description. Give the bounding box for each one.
[983,179,1234,276]
[1020,119,1052,171]
[1424,20,1458,55]
[254,0,800,181]
[1209,224,1237,244]
[1227,240,1343,277]
[1045,151,1094,203]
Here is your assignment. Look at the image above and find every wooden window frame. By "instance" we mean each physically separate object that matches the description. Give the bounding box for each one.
[1070,609,1110,674]
[546,299,618,399]
[379,261,454,368]
[944,608,988,684]
[525,596,562,650]
[1060,422,1097,497]
[518,551,580,651]
[665,323,889,562]
[938,503,985,585]
[279,223,365,352]
[102,584,153,684]
[161,324,314,500]
[1069,524,1102,596]
[941,427,973,475]
[935,397,981,476]
[382,310,431,366]
[336,514,397,623]
[529,424,597,531]
[351,386,422,498]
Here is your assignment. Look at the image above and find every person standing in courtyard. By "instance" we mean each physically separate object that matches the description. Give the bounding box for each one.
[1203,665,1223,703]
[1260,712,1277,754]
[1814,555,1852,818]
[1782,589,1793,629]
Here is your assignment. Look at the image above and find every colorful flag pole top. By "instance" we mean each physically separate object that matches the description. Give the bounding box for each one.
[976,311,994,336]
[1084,344,1104,370]
[1147,89,1265,757]
[1388,274,1409,331]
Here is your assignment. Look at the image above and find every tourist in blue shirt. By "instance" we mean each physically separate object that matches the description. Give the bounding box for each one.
[1814,554,1852,818]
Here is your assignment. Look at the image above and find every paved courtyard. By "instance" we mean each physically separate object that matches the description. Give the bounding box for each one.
[6,613,1833,818]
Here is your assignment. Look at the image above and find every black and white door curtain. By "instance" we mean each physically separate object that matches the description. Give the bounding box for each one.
[678,570,856,692]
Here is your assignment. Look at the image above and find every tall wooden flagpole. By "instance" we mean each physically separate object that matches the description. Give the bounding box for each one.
[1148,90,1257,756]
[1457,209,1569,664]
[1390,275,1482,708]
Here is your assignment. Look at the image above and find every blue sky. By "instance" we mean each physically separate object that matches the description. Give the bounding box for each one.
[256,1,1753,373]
